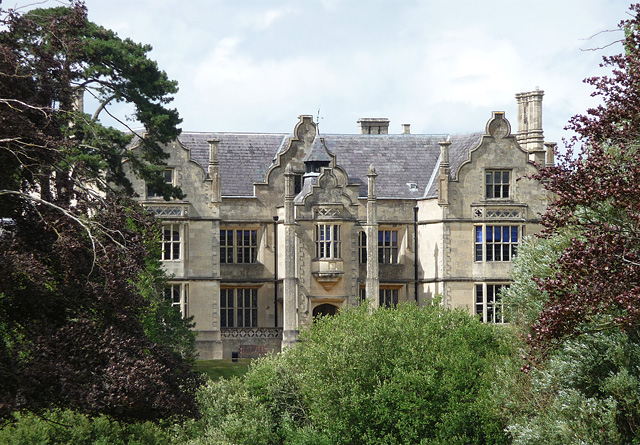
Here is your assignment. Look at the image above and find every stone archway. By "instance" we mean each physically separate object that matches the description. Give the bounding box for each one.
[312,303,339,319]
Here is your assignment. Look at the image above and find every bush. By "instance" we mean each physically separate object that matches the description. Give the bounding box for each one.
[0,409,183,444]
[196,303,513,444]
[504,330,640,444]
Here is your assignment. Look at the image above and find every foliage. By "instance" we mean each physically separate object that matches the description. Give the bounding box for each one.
[500,329,640,443]
[0,1,199,421]
[502,233,572,330]
[529,2,640,353]
[196,304,512,444]
[0,0,184,200]
[499,230,640,442]
[191,378,279,445]
[0,408,184,444]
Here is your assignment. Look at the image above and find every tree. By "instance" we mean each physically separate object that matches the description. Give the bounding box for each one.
[498,8,640,437]
[500,235,640,442]
[196,304,512,444]
[527,2,640,354]
[0,1,199,420]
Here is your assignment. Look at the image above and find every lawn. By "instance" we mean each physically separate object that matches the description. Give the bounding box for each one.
[194,359,252,381]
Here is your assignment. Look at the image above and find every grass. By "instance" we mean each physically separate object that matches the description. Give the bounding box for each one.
[194,359,252,381]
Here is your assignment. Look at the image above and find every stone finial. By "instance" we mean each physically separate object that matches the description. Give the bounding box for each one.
[73,87,84,113]
[207,139,221,203]
[367,164,377,200]
[545,142,557,166]
[207,139,220,164]
[438,140,451,206]
[438,140,451,166]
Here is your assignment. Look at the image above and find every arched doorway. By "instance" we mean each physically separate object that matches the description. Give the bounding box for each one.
[312,303,339,319]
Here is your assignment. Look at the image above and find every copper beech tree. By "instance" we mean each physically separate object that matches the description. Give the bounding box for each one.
[529,3,640,355]
[0,2,199,420]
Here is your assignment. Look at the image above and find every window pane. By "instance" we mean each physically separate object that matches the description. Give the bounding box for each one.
[512,226,518,242]
[503,184,509,198]
[503,226,509,242]
[487,285,495,303]
[475,226,482,243]
[486,172,493,185]
[502,171,510,183]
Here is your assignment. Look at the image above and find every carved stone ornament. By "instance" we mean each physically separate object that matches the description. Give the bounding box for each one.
[311,271,343,291]
[486,208,521,219]
[314,207,341,219]
[486,112,511,139]
[144,204,188,217]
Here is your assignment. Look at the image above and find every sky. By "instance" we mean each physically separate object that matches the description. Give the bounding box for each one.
[12,0,630,145]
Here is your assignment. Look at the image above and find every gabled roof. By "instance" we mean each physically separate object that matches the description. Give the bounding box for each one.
[178,131,483,199]
[320,134,444,198]
[425,133,485,198]
[178,132,288,196]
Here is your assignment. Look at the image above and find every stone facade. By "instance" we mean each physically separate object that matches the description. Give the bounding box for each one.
[126,90,554,359]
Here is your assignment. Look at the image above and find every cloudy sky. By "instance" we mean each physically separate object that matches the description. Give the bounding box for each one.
[20,0,630,145]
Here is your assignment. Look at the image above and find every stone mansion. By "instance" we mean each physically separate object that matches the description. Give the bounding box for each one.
[126,90,553,359]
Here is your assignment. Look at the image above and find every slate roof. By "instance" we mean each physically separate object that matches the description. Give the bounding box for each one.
[425,133,484,198]
[178,131,483,199]
[178,132,288,196]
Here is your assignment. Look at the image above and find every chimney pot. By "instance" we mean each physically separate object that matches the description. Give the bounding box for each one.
[402,123,411,134]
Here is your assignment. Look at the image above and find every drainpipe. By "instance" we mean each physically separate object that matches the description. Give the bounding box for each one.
[414,206,419,302]
[273,216,279,327]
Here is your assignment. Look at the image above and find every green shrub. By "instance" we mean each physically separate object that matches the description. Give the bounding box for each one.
[504,330,640,444]
[196,303,513,444]
[0,409,181,444]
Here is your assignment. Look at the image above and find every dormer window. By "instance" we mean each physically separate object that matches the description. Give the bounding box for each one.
[305,161,330,174]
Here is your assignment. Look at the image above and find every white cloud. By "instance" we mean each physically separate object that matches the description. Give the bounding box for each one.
[237,6,299,31]
[65,0,629,143]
